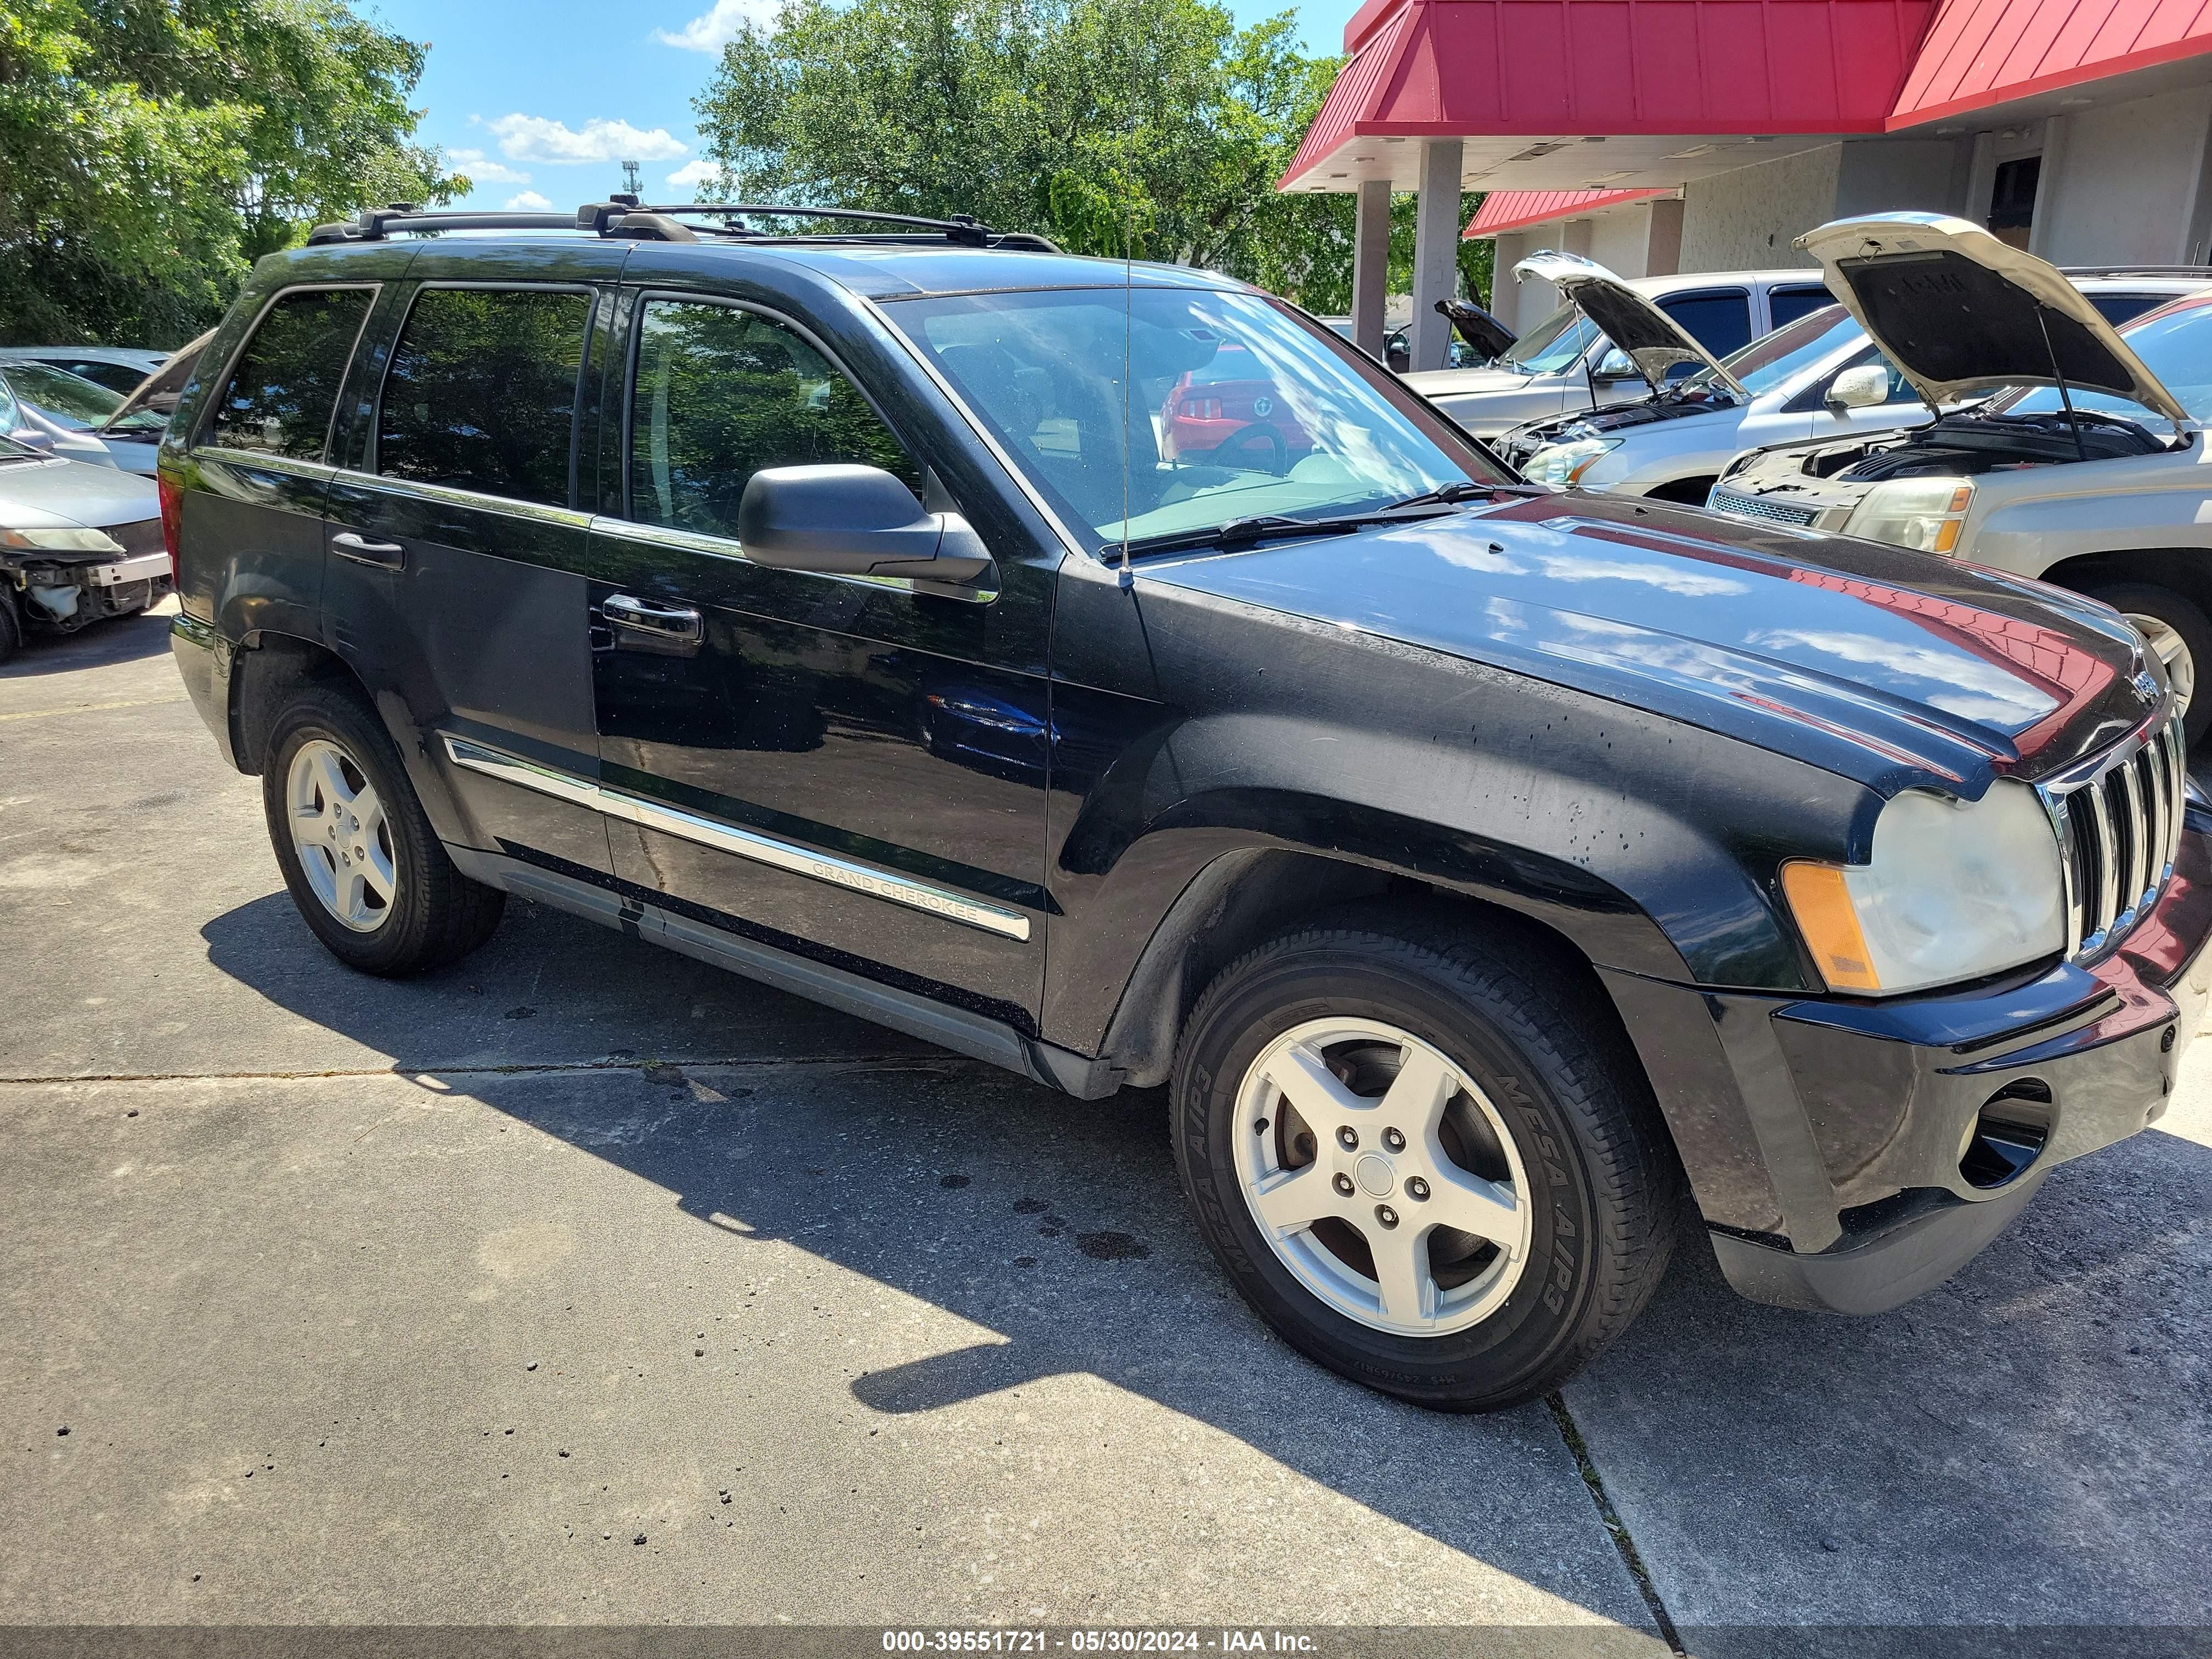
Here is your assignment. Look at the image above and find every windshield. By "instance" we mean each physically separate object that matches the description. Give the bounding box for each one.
[885,285,1507,550]
[1988,294,2212,424]
[1502,303,1600,375]
[1679,305,1863,398]
[0,360,160,432]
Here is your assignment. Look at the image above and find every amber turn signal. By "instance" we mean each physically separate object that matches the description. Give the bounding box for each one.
[1780,860,1882,992]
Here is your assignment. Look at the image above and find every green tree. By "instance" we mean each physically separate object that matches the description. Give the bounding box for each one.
[691,0,1372,311]
[0,0,462,347]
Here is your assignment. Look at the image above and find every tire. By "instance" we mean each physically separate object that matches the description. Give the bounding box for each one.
[0,593,19,665]
[261,684,505,975]
[2077,580,2211,744]
[1171,910,1681,1412]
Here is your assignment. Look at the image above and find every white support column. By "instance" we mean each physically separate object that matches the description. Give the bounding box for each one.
[1963,132,1998,224]
[1407,139,1463,371]
[1352,178,1391,361]
[1643,198,1684,276]
[2027,115,2070,259]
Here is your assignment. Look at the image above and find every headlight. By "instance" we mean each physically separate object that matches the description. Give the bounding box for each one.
[0,526,125,553]
[1780,781,2064,995]
[1524,437,1620,488]
[1841,476,1974,553]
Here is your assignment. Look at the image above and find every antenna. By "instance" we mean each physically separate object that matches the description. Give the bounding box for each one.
[620,160,642,196]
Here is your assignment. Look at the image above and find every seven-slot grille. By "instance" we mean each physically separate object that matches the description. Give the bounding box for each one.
[2046,718,2187,958]
[1708,487,1819,528]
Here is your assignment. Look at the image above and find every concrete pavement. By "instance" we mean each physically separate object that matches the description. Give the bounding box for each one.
[3,604,2209,1647]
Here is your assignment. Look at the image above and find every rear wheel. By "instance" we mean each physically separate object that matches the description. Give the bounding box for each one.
[0,593,19,664]
[261,685,504,975]
[2080,580,2209,743]
[1172,912,1681,1412]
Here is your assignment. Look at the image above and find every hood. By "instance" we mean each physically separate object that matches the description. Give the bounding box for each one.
[1142,492,2156,797]
[1436,298,1516,362]
[0,453,159,529]
[1515,252,1746,396]
[1795,213,2188,424]
[1402,363,1532,397]
[102,330,207,431]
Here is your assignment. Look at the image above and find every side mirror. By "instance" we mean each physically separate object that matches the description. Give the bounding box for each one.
[1592,348,1641,383]
[737,464,995,588]
[1826,364,1890,409]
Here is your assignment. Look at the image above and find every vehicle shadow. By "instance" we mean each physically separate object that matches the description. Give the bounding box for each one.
[0,602,175,679]
[191,886,2212,1639]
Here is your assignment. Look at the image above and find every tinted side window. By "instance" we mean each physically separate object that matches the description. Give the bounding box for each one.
[378,287,591,507]
[1658,291,1752,359]
[629,298,920,541]
[207,288,373,460]
[1767,285,1833,330]
[2091,292,2163,326]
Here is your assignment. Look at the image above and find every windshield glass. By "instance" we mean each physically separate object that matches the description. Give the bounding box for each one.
[1502,303,1600,375]
[0,360,161,432]
[885,285,1508,550]
[1989,294,2212,424]
[1679,304,1862,398]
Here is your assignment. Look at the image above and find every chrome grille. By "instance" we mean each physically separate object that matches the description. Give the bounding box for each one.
[2046,718,2187,958]
[1708,488,1819,528]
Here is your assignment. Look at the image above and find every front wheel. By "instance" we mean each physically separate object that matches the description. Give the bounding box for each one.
[2080,580,2210,743]
[1172,913,1681,1412]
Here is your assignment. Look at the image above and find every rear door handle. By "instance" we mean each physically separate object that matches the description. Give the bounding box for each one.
[330,531,406,569]
[605,592,703,642]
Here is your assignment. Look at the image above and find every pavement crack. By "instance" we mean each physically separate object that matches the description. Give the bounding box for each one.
[1547,1391,1683,1655]
[0,1052,966,1086]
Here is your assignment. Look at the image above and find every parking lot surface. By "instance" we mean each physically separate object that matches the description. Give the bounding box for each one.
[4,605,2209,1650]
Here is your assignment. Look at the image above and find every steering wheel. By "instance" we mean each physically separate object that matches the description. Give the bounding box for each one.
[1208,422,1290,476]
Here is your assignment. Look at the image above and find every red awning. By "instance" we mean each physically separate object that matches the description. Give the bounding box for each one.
[1888,0,2212,126]
[1280,0,1939,190]
[1463,187,1672,236]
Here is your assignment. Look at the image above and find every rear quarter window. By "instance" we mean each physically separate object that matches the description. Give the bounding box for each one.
[207,287,375,461]
[1657,290,1752,359]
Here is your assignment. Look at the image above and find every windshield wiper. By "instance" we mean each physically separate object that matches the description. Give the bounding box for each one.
[1119,505,1454,559]
[1379,480,1499,512]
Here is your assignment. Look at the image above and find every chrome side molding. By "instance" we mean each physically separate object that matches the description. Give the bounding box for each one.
[441,734,1032,941]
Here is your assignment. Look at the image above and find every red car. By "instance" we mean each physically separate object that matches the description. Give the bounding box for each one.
[1160,343,1314,469]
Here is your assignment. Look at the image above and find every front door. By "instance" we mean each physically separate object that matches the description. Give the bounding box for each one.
[586,291,1056,1026]
[322,257,624,879]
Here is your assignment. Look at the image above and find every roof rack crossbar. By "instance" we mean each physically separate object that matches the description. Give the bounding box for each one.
[310,198,1058,253]
[307,208,577,246]
[623,202,996,246]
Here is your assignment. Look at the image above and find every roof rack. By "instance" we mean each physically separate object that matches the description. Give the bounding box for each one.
[2057,263,2212,279]
[307,198,1060,252]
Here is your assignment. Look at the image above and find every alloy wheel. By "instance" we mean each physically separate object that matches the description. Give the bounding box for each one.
[286,737,397,932]
[1231,1016,1533,1337]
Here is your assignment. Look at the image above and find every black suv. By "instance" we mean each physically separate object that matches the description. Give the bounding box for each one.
[166,201,2212,1409]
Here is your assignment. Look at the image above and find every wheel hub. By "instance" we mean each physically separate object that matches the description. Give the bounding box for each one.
[1353,1152,1396,1197]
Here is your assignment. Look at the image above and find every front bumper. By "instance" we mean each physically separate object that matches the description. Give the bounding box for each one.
[1604,808,2212,1313]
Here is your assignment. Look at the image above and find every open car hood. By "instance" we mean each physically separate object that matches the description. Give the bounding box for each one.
[1514,252,1746,395]
[1796,212,2189,424]
[100,331,210,433]
[1436,298,1516,362]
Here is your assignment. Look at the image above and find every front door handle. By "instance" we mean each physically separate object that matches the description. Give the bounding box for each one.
[604,592,704,656]
[330,531,406,569]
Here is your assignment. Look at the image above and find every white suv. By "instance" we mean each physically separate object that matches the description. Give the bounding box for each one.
[1497,275,2203,503]
[1404,259,1834,438]
[1708,212,2212,738]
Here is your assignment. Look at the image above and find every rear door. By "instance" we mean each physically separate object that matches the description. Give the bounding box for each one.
[322,250,627,879]
[585,284,1057,1023]
[186,283,381,643]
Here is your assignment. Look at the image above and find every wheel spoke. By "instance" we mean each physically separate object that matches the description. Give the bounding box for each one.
[1265,1042,1367,1135]
[1426,1165,1520,1248]
[1365,1223,1434,1323]
[313,747,355,812]
[359,845,396,905]
[1382,1042,1458,1138]
[1249,1163,1340,1235]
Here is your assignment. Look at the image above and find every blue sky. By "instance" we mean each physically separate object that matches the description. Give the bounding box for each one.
[364,0,1359,211]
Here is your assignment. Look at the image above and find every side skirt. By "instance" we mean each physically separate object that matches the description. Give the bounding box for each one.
[447,846,1122,1101]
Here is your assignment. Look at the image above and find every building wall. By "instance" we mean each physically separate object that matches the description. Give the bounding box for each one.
[1588,207,1655,278]
[2033,86,2212,265]
[1679,145,1839,271]
[1833,137,1974,220]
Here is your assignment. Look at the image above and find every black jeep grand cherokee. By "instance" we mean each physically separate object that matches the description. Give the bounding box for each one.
[166,201,2212,1410]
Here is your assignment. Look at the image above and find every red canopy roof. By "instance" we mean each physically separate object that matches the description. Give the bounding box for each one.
[1463,188,1671,236]
[1282,0,2212,190]
[1889,0,2212,126]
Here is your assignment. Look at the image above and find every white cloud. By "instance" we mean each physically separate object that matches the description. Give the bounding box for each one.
[447,147,531,186]
[505,190,554,211]
[654,0,779,51]
[665,159,721,192]
[483,114,689,165]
